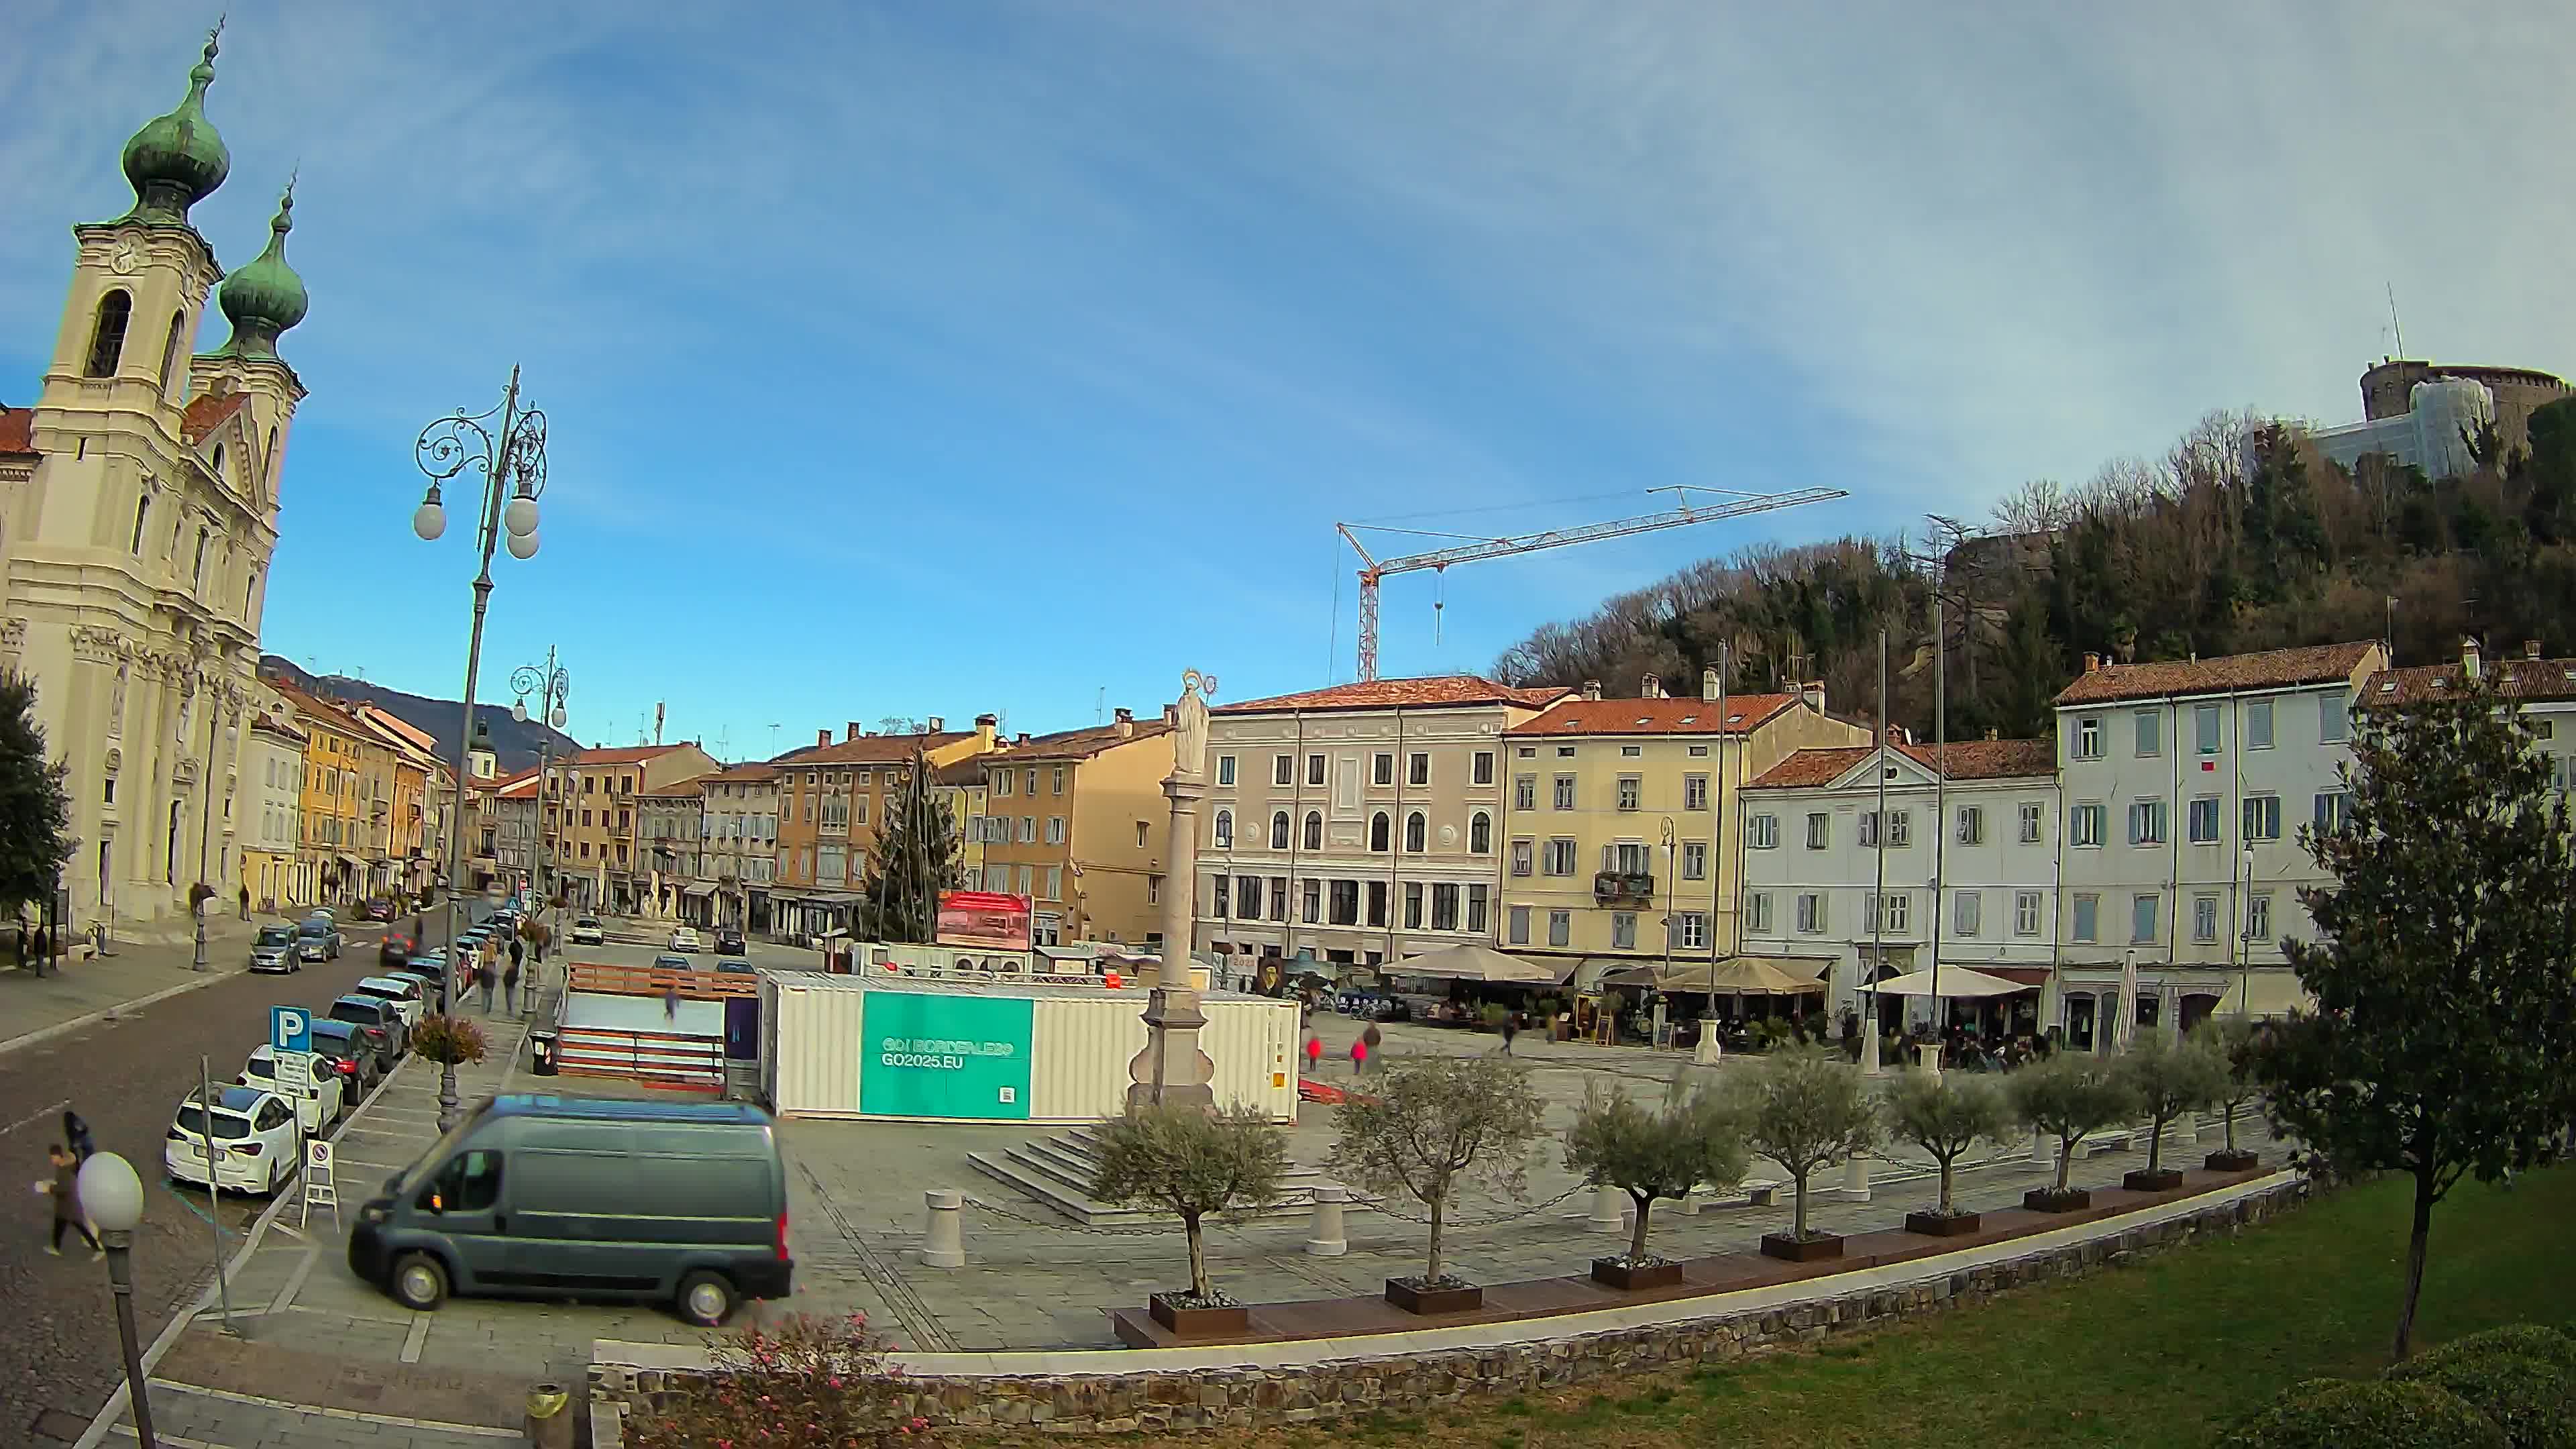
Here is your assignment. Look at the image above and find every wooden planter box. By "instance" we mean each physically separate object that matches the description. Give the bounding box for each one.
[1591,1257,1684,1291]
[2204,1149,2261,1173]
[1384,1278,1482,1315]
[1148,1293,1248,1338]
[2023,1187,2092,1213]
[1759,1232,1844,1263]
[2123,1167,2186,1192]
[1904,1210,1982,1237]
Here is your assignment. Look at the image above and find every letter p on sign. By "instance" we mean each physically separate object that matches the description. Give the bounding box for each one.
[272,1006,311,1055]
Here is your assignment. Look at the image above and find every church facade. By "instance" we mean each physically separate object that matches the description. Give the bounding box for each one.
[0,27,310,931]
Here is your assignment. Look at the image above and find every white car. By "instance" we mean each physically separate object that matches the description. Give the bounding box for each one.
[570,916,604,946]
[354,975,427,1030]
[165,1084,301,1194]
[667,926,702,953]
[237,1044,347,1135]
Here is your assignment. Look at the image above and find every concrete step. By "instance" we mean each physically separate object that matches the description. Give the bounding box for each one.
[967,1130,1354,1226]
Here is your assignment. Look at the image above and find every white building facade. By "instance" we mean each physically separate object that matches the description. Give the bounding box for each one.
[241,710,303,910]
[698,762,780,933]
[2051,642,2385,1049]
[1739,738,2061,1036]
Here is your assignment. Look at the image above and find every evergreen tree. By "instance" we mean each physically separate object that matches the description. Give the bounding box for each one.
[0,672,75,919]
[2253,672,2576,1361]
[853,753,960,943]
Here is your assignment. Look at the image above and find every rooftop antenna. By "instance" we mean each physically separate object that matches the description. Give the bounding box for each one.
[654,700,665,746]
[767,722,781,758]
[2387,283,2405,360]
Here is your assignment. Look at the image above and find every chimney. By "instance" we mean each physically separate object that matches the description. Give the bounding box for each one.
[1701,667,1719,702]
[2083,651,2100,674]
[846,722,861,742]
[2526,640,2543,661]
[1114,706,1135,738]
[1986,727,1999,741]
[1801,682,1825,714]
[1015,733,1030,746]
[975,712,998,748]
[1582,679,1603,701]
[926,715,945,733]
[1641,674,1662,699]
[816,729,830,748]
[2462,636,2481,682]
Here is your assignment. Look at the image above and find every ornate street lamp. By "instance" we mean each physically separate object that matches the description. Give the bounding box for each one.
[511,649,571,907]
[80,1152,156,1448]
[413,367,547,1132]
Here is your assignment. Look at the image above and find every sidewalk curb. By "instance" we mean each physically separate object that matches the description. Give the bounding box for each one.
[70,1044,420,1449]
[0,967,241,1060]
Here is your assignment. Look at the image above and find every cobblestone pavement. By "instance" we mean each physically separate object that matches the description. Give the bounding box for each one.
[0,903,496,1448]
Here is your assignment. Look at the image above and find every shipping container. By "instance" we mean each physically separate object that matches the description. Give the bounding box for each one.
[760,971,1296,1124]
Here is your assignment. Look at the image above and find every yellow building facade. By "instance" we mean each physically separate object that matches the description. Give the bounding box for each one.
[272,683,370,904]
[977,710,1174,947]
[1499,673,1869,983]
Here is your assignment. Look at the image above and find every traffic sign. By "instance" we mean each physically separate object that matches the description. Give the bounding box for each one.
[271,1006,311,1055]
[306,1138,333,1173]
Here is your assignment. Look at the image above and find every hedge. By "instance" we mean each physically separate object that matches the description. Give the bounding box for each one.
[2385,1345,2575,1449]
[2403,1324,2576,1377]
[2213,1377,2508,1449]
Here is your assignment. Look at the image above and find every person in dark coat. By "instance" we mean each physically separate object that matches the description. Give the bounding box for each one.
[60,1111,95,1164]
[40,1144,100,1257]
[477,959,498,1013]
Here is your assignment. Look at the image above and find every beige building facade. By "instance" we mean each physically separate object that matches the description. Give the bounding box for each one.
[977,712,1175,947]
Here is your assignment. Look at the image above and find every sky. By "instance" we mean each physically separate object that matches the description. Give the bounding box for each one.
[8,2,2575,759]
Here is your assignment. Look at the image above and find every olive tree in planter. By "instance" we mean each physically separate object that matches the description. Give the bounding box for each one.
[1561,1082,1748,1289]
[2007,1053,2135,1212]
[1088,1102,1287,1338]
[2114,1030,2229,1191]
[1330,1054,1546,1313]
[2194,1018,2266,1172]
[1723,1049,1877,1261]
[1880,1068,2012,1236]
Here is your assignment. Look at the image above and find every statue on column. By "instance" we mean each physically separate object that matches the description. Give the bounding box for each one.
[1173,668,1216,781]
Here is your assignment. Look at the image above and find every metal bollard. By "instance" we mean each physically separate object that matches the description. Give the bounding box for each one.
[918,1188,966,1269]
[1303,1185,1349,1257]
[524,1381,572,1449]
[1589,1183,1627,1233]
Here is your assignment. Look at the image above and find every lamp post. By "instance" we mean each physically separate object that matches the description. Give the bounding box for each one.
[2237,843,2257,1018]
[80,1151,156,1449]
[511,649,571,913]
[413,366,548,1132]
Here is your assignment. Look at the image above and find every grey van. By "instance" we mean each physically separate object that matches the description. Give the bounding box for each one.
[347,1094,791,1326]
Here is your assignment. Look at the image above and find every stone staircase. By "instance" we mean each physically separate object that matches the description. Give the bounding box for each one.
[967,1126,1360,1226]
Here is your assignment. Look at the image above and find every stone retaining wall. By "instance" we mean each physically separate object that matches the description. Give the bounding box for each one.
[593,1178,2307,1438]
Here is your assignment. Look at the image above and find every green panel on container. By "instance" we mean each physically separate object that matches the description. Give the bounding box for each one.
[859,992,1036,1120]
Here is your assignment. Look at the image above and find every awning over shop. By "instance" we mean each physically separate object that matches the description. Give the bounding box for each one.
[1599,956,1828,994]
[2215,970,2312,1020]
[1865,965,2027,998]
[1386,943,1570,985]
[682,882,717,898]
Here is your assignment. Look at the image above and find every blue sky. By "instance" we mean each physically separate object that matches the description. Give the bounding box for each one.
[9,3,2575,757]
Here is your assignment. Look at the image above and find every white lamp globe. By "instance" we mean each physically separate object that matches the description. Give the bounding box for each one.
[503,495,539,538]
[80,1152,145,1233]
[505,529,539,560]
[512,699,529,724]
[549,706,567,729]
[412,498,447,541]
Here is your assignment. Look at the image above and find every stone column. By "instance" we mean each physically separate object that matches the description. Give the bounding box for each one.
[918,1189,965,1268]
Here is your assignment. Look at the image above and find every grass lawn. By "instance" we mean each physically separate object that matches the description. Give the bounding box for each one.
[1053,1165,2575,1449]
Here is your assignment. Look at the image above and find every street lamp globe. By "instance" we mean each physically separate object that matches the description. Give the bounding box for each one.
[413,495,448,541]
[548,705,567,729]
[80,1152,145,1233]
[505,529,539,560]
[503,494,540,539]
[512,698,530,724]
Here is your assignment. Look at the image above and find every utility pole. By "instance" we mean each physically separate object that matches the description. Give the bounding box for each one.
[1864,629,1888,1075]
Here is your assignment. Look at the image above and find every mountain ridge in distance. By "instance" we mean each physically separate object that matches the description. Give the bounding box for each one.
[258,655,580,775]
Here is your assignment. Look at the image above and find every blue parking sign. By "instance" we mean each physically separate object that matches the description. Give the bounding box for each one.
[271,1005,311,1055]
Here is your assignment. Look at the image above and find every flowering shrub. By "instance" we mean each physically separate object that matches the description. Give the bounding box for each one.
[627,1312,930,1449]
[410,1014,488,1067]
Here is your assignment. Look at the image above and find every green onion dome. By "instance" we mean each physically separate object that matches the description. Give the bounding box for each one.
[210,184,308,361]
[119,29,230,225]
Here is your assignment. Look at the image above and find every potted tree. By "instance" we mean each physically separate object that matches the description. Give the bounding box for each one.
[1330,1055,1546,1313]
[2114,1031,2228,1191]
[2008,1053,2135,1212]
[1562,1083,1748,1289]
[2196,1018,2265,1172]
[1724,1049,1878,1261]
[1088,1102,1287,1338]
[1881,1068,2012,1236]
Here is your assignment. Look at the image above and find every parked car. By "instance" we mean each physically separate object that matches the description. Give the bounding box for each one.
[378,932,415,968]
[363,898,398,922]
[309,1020,384,1092]
[716,958,756,975]
[238,1044,347,1134]
[326,995,407,1064]
[249,924,299,974]
[713,927,745,955]
[570,917,604,946]
[386,967,445,1009]
[296,915,343,963]
[651,953,692,973]
[348,1093,790,1324]
[667,926,702,953]
[354,975,427,1031]
[166,1084,301,1194]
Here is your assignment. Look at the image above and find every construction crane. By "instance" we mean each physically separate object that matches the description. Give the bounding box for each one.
[1337,485,1849,682]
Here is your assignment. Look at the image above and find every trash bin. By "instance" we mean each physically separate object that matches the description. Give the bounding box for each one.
[531,1029,558,1076]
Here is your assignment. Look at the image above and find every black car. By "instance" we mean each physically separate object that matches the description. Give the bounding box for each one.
[309,1020,385,1091]
[713,927,746,955]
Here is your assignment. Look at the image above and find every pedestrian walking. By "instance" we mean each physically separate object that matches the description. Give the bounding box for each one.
[1361,1022,1383,1075]
[503,958,522,1015]
[1500,1012,1518,1056]
[38,1144,101,1258]
[60,1110,95,1164]
[238,884,251,921]
[1303,1030,1323,1077]
[477,959,498,1014]
[1348,1034,1366,1075]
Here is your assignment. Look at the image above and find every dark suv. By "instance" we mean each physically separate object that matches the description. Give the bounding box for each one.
[714,926,745,955]
[327,996,407,1063]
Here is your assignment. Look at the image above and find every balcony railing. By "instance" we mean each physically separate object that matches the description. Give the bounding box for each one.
[1593,870,1656,902]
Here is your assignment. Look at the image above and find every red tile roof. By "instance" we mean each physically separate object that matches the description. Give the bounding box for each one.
[267,680,368,737]
[779,732,971,767]
[2367,652,2576,706]
[1216,676,1570,714]
[0,407,34,458]
[708,762,780,782]
[1507,694,1800,737]
[568,744,696,766]
[932,758,988,786]
[1750,738,2057,790]
[987,720,1172,762]
[2052,642,2379,706]
[179,391,250,445]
